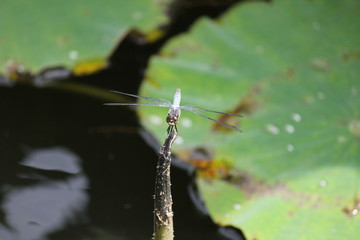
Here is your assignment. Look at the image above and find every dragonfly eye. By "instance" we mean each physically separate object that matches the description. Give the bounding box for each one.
[166,115,178,126]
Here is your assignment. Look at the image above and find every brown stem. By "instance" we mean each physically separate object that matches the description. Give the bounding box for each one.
[153,129,178,240]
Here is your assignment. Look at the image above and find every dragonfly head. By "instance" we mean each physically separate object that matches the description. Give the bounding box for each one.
[166,107,180,126]
[166,114,178,126]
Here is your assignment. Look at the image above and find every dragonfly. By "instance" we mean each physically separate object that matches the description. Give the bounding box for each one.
[105,88,243,133]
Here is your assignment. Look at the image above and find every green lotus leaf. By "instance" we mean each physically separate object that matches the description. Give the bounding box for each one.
[139,0,360,239]
[0,0,168,74]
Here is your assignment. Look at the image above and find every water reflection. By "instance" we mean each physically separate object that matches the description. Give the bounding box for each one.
[0,147,88,240]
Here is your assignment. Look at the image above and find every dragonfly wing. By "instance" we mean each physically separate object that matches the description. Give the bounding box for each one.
[104,102,171,107]
[182,108,242,132]
[180,105,243,117]
[110,90,172,105]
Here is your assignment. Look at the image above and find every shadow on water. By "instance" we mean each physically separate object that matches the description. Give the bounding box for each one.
[0,86,245,240]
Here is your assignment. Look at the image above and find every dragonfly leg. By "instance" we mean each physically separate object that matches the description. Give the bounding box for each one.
[167,125,172,134]
[167,125,178,134]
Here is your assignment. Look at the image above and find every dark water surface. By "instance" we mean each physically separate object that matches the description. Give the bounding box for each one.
[0,86,244,240]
